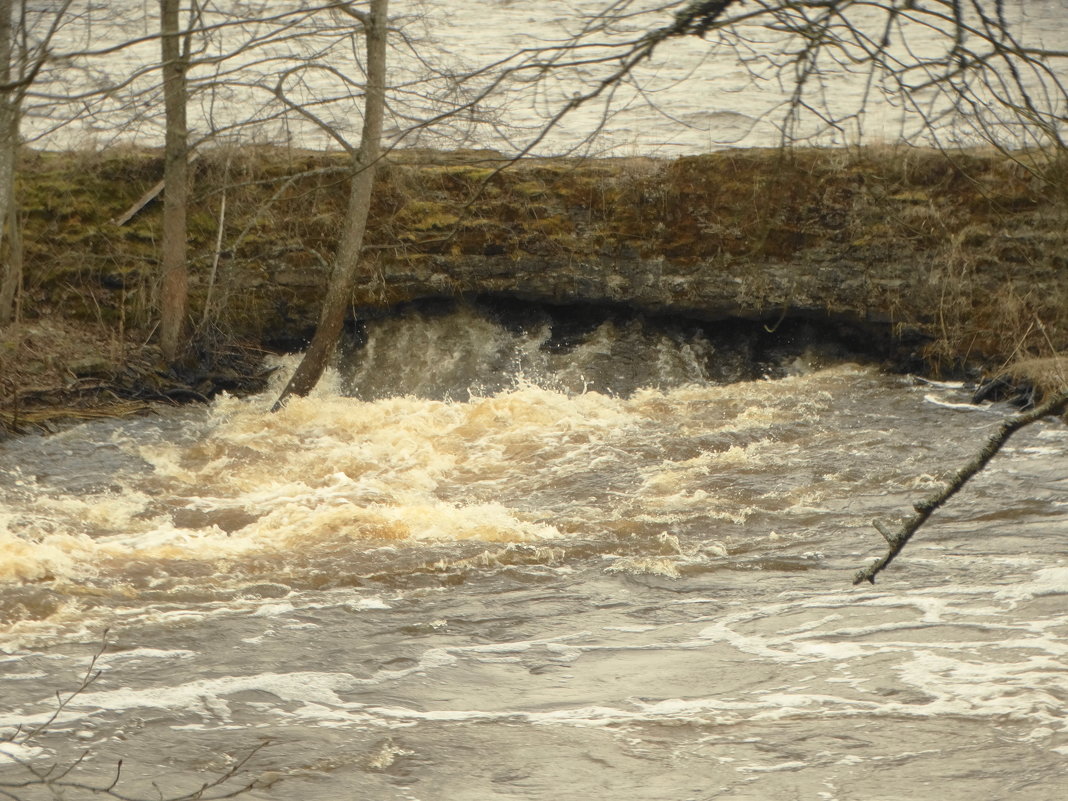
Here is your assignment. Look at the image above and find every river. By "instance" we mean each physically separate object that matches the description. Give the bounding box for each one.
[25,0,1068,154]
[2,303,1066,799]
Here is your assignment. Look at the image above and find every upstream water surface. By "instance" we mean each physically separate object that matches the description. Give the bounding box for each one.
[31,1,1068,153]
[1,305,1066,799]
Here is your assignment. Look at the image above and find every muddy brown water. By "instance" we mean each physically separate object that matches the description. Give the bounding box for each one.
[1,305,1066,799]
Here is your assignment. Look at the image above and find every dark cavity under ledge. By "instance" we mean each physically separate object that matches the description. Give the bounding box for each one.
[330,296,928,402]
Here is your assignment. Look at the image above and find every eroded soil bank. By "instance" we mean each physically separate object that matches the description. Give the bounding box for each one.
[2,145,1067,428]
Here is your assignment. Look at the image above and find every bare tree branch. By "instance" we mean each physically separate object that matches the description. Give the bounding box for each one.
[855,389,1068,585]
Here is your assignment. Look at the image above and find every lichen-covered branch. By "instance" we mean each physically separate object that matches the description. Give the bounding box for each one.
[854,389,1068,585]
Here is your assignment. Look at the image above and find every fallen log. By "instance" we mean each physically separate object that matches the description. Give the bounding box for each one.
[111,152,200,226]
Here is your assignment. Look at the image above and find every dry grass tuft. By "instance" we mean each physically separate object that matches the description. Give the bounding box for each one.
[1007,356,1068,398]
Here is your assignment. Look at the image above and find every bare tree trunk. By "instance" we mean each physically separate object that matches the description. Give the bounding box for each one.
[1,173,20,323]
[159,0,189,363]
[272,0,388,410]
[0,0,16,326]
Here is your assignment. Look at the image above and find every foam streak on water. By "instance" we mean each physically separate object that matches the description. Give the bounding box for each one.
[1,307,1066,799]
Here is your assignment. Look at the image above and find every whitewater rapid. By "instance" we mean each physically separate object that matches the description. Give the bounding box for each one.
[2,304,1066,799]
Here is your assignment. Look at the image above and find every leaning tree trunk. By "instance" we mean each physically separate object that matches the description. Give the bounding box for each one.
[272,0,388,410]
[0,0,17,326]
[159,0,189,363]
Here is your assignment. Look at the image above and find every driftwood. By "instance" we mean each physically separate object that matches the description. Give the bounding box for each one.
[111,177,165,226]
[111,152,200,226]
[855,388,1068,585]
[0,400,154,436]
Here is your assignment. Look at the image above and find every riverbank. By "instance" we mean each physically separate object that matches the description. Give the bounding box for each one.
[2,144,1066,431]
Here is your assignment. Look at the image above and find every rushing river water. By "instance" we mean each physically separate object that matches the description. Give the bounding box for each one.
[1,304,1066,799]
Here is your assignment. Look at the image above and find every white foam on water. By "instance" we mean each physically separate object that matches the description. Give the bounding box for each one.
[923,394,999,412]
[603,556,682,578]
[0,529,97,583]
[0,742,46,766]
[2,671,48,680]
[96,648,197,665]
[250,603,296,618]
[344,596,391,611]
[738,761,808,773]
[993,567,1068,603]
[72,671,364,718]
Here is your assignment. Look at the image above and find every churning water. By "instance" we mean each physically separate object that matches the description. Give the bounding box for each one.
[7,2,1068,796]
[2,304,1066,799]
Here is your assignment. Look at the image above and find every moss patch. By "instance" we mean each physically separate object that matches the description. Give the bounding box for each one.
[7,143,1068,380]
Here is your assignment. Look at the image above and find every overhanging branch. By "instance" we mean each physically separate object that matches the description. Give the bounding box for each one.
[854,389,1068,585]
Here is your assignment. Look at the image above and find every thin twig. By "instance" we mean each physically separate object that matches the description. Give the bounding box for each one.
[20,629,110,742]
[201,153,231,328]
